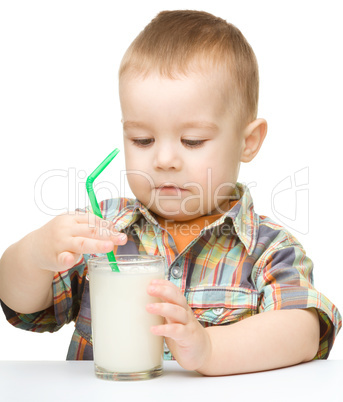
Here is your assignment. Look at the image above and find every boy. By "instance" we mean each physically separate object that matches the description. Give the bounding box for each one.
[0,10,341,376]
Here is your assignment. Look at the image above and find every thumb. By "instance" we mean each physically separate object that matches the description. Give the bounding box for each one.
[57,252,82,271]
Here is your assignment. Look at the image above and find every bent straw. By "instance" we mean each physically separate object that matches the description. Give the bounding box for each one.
[86,148,120,272]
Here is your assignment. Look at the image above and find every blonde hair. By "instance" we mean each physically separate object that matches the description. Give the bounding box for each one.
[119,10,259,126]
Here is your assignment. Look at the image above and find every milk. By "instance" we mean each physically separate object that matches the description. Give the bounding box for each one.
[89,256,164,376]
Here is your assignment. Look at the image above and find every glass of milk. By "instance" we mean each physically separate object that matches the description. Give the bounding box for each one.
[88,255,165,381]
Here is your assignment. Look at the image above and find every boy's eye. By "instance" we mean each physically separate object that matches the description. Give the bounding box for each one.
[132,138,154,147]
[182,139,206,148]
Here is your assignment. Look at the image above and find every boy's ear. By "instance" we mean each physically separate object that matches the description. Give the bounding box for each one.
[240,118,267,163]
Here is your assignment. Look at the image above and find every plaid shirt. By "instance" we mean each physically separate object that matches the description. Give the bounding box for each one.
[2,183,341,361]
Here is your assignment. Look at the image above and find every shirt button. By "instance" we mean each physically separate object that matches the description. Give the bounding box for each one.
[212,307,224,316]
[171,264,182,279]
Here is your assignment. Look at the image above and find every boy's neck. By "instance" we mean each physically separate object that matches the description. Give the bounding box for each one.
[154,199,238,224]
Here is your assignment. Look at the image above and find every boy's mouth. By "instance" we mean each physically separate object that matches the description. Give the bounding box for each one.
[156,184,188,194]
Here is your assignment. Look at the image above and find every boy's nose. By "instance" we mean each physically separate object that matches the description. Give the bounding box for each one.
[152,144,182,171]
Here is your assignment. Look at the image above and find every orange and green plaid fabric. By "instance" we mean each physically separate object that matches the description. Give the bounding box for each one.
[1,183,341,361]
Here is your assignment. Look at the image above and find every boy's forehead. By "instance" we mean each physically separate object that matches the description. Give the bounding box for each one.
[119,68,238,125]
[119,67,235,102]
[119,60,233,83]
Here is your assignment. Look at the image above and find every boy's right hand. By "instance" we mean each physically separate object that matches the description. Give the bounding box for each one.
[32,212,127,272]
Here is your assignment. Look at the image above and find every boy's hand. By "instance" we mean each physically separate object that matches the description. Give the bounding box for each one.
[146,279,212,372]
[32,212,127,272]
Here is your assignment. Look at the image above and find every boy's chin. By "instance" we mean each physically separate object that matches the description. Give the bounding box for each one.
[150,206,197,221]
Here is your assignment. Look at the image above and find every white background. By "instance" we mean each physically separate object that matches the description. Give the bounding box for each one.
[0,0,342,360]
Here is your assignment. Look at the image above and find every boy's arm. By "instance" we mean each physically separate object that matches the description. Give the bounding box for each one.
[0,232,55,314]
[0,213,127,314]
[197,307,319,375]
[147,280,320,376]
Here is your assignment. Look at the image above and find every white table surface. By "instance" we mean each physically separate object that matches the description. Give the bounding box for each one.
[0,360,342,402]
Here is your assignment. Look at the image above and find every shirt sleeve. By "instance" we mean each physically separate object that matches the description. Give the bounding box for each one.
[1,257,88,333]
[255,245,342,359]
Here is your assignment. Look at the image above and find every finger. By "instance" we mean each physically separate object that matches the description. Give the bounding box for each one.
[150,323,186,341]
[147,281,189,310]
[150,279,183,293]
[73,211,99,225]
[146,302,189,325]
[74,214,127,243]
[57,251,82,270]
[72,223,127,242]
[68,237,117,255]
[150,278,175,287]
[74,212,113,231]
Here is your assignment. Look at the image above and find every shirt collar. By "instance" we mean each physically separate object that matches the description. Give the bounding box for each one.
[221,183,259,255]
[194,183,259,256]
[113,200,158,232]
[114,182,258,255]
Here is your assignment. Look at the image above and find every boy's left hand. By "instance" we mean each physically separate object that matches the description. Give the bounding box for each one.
[146,279,212,372]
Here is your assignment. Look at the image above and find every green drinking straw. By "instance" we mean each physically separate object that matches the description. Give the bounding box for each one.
[86,148,120,272]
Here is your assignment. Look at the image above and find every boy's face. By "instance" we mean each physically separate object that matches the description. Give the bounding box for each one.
[119,71,246,221]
